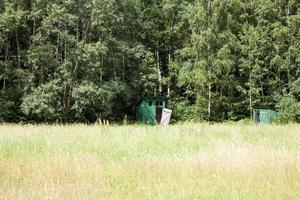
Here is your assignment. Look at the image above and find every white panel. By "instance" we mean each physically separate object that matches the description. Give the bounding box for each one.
[160,108,172,125]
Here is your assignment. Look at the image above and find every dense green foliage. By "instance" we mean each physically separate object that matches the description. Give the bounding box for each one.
[0,0,299,123]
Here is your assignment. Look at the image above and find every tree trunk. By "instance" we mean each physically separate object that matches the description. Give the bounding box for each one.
[100,53,104,83]
[16,30,21,69]
[76,20,80,42]
[156,50,162,94]
[207,0,212,120]
[63,84,70,123]
[286,4,291,85]
[62,35,70,122]
[39,65,44,85]
[56,34,60,61]
[207,59,212,120]
[288,48,291,85]
[2,48,8,93]
[2,78,5,93]
[32,18,36,47]
[260,80,264,97]
[167,52,171,98]
[167,51,171,108]
[64,38,67,62]
[73,60,79,79]
[62,86,68,123]
[83,21,90,42]
[249,72,253,119]
[73,21,80,79]
[112,52,116,80]
[122,54,125,83]
[208,82,212,119]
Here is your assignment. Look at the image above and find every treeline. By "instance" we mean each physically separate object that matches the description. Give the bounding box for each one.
[0,0,299,123]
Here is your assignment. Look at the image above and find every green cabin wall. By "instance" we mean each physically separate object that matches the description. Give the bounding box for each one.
[138,98,165,125]
[252,109,278,124]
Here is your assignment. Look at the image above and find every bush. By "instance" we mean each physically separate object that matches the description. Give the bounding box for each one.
[172,100,201,122]
[275,94,300,123]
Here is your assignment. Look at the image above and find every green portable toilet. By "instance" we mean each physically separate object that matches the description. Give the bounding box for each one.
[252,108,278,124]
[137,98,166,125]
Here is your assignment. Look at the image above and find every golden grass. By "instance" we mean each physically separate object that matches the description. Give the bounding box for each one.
[0,124,299,200]
[0,155,105,200]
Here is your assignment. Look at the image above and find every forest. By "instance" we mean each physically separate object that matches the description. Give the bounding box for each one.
[0,0,299,123]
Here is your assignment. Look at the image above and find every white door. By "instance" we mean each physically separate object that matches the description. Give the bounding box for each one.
[160,108,172,125]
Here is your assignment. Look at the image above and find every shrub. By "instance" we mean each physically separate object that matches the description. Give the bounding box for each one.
[275,94,300,123]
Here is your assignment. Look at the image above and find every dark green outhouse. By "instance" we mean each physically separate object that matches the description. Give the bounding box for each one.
[137,98,166,125]
[252,108,278,124]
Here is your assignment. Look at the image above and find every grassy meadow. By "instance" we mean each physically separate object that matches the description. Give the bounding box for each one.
[0,123,299,200]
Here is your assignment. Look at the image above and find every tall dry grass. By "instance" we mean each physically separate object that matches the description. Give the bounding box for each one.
[0,124,299,199]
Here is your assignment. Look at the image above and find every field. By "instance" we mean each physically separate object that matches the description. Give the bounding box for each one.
[0,124,300,200]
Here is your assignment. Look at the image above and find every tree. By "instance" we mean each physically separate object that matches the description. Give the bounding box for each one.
[0,0,299,123]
